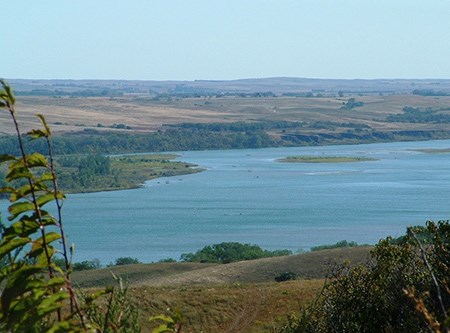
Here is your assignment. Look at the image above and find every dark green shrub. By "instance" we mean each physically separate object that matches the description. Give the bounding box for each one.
[275,221,450,333]
[73,259,101,271]
[275,272,297,282]
[311,240,359,251]
[158,258,177,263]
[112,257,142,266]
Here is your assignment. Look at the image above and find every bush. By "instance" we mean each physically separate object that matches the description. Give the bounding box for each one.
[311,240,359,251]
[73,259,101,271]
[158,258,177,263]
[275,272,297,282]
[275,221,450,333]
[112,257,142,266]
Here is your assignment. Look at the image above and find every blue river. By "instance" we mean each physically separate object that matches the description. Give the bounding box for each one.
[1,139,450,264]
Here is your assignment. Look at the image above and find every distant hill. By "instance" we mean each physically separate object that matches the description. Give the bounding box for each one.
[8,77,450,96]
[3,78,450,150]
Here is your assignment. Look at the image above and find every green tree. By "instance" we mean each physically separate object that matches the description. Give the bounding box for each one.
[112,257,142,266]
[78,154,111,176]
[73,259,101,271]
[180,242,291,264]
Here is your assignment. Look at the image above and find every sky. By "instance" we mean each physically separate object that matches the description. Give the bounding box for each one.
[2,0,450,80]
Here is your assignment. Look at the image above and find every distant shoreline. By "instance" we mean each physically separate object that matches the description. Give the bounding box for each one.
[278,155,378,163]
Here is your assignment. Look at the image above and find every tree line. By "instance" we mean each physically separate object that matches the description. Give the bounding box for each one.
[387,106,450,123]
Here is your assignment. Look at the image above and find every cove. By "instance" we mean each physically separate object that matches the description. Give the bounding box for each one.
[1,139,450,264]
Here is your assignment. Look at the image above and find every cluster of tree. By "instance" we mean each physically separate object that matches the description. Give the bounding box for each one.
[180,242,292,264]
[412,89,450,96]
[53,258,101,271]
[16,88,124,97]
[309,121,370,130]
[281,92,327,98]
[173,121,303,132]
[110,257,142,266]
[151,90,277,99]
[0,127,278,156]
[275,221,450,333]
[310,240,360,252]
[387,106,450,123]
[77,154,110,176]
[213,91,276,98]
[51,257,142,272]
[56,154,112,189]
[2,118,450,169]
[340,98,364,110]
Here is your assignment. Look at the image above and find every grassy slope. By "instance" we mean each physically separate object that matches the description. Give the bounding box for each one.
[73,247,372,287]
[137,280,324,332]
[73,247,372,332]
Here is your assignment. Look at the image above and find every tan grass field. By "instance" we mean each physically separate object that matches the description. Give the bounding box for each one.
[2,94,450,136]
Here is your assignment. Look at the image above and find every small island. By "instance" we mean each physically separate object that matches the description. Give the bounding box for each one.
[278,155,377,163]
[412,148,450,154]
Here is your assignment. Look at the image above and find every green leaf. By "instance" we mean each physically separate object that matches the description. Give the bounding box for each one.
[36,291,68,317]
[149,314,175,324]
[8,201,35,221]
[36,210,59,226]
[4,83,15,105]
[34,246,56,264]
[151,324,175,333]
[83,289,108,305]
[46,276,66,288]
[0,186,15,194]
[9,182,50,202]
[4,218,40,238]
[36,192,58,207]
[26,152,48,168]
[0,154,16,163]
[1,265,44,314]
[0,237,30,260]
[9,184,33,202]
[37,114,51,136]
[27,129,48,140]
[31,232,61,252]
[46,321,80,333]
[6,165,33,182]
[37,172,54,183]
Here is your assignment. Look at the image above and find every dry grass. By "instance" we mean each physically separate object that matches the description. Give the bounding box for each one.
[2,95,450,136]
[136,279,324,333]
[73,247,372,332]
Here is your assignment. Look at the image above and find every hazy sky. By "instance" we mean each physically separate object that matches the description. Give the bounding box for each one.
[3,0,450,80]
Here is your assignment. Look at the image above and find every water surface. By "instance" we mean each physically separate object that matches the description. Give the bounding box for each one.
[1,140,450,263]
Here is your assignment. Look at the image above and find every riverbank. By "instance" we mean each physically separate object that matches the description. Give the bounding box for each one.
[56,153,203,193]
